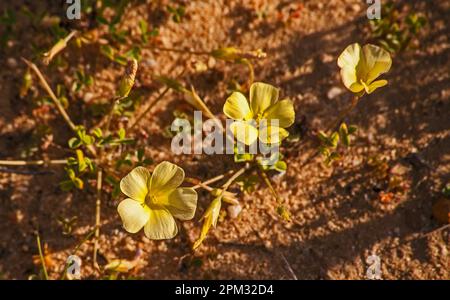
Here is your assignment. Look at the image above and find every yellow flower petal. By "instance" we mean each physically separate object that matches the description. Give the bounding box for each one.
[144,208,178,240]
[223,92,252,120]
[229,121,259,145]
[340,68,360,92]
[349,81,365,93]
[150,161,185,197]
[264,99,295,128]
[165,188,198,220]
[337,43,361,70]
[250,82,279,116]
[366,79,388,94]
[361,44,392,84]
[117,198,150,233]
[338,44,363,92]
[258,123,289,144]
[120,167,150,203]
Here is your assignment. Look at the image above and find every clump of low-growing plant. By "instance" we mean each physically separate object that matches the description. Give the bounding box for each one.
[367,0,427,53]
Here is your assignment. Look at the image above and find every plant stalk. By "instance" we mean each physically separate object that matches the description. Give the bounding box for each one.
[0,159,68,166]
[93,168,103,270]
[22,58,77,131]
[36,233,49,280]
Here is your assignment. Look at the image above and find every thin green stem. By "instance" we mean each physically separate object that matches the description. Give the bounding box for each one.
[325,95,360,134]
[240,59,254,89]
[188,172,229,189]
[104,96,126,134]
[93,169,103,270]
[257,165,281,204]
[22,58,97,157]
[36,233,49,280]
[60,229,96,280]
[152,46,210,56]
[43,30,78,65]
[22,58,77,131]
[221,164,249,194]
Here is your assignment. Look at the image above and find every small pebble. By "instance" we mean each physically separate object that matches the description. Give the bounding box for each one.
[327,86,343,100]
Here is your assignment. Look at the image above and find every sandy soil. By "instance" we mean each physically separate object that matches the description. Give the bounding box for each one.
[0,0,448,279]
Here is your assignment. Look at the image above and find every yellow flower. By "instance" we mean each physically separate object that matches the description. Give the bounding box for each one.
[117,161,197,240]
[223,82,295,145]
[338,43,392,95]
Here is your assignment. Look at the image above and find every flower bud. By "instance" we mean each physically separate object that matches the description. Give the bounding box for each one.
[118,59,138,98]
[210,47,266,62]
[193,196,222,249]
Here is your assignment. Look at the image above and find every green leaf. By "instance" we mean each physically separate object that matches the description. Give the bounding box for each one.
[443,184,450,197]
[139,19,148,34]
[325,152,340,167]
[117,128,126,140]
[65,168,76,180]
[68,137,81,149]
[167,5,185,23]
[137,148,144,161]
[139,20,148,43]
[84,157,94,172]
[100,45,116,61]
[67,157,77,166]
[76,150,87,172]
[319,146,330,157]
[329,132,339,148]
[59,180,74,191]
[125,46,141,60]
[317,131,328,143]
[91,128,103,139]
[339,123,350,147]
[273,160,287,173]
[77,129,94,145]
[114,55,128,66]
[96,15,109,25]
[72,177,84,190]
[348,125,358,134]
[142,158,153,165]
[234,152,254,163]
[149,27,159,37]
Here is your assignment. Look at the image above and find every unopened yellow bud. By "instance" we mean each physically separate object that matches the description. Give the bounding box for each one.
[193,196,222,249]
[211,47,267,61]
[211,188,239,205]
[210,47,240,61]
[118,59,138,98]
[104,259,137,273]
